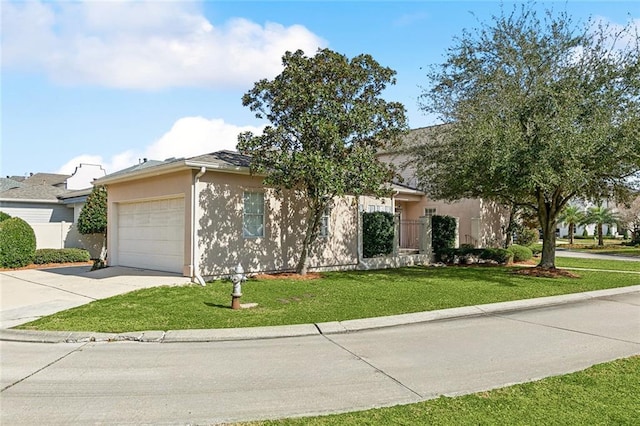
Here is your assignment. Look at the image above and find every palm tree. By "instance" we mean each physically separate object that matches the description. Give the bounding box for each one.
[558,205,585,245]
[581,204,620,246]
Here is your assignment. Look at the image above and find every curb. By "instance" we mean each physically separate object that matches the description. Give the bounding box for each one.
[2,285,638,344]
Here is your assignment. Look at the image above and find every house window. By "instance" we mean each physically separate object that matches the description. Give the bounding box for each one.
[319,207,331,237]
[243,191,264,238]
[368,205,393,213]
[425,208,436,216]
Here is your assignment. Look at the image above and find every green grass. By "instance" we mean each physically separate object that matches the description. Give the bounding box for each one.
[242,356,640,425]
[556,257,640,272]
[18,265,640,333]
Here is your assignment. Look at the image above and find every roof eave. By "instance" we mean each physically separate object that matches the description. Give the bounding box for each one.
[94,159,259,186]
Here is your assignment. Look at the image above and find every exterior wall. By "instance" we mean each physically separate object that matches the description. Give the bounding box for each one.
[196,172,359,278]
[105,170,193,275]
[0,201,74,223]
[479,199,510,247]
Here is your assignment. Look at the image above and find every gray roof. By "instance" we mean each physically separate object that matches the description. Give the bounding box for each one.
[0,178,25,192]
[99,159,173,181]
[23,173,70,187]
[0,183,68,201]
[188,150,252,168]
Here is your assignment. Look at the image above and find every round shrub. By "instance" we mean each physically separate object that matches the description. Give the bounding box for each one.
[0,217,36,268]
[508,244,533,262]
[480,247,513,264]
[0,211,11,223]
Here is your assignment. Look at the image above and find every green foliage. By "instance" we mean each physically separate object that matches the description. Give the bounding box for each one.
[362,212,394,258]
[0,217,36,268]
[515,227,538,247]
[238,48,408,273]
[508,244,533,262]
[582,228,589,237]
[34,248,91,264]
[0,211,11,222]
[581,205,621,246]
[480,248,513,264]
[77,186,107,235]
[413,4,640,269]
[559,205,586,244]
[529,243,543,256]
[432,215,457,254]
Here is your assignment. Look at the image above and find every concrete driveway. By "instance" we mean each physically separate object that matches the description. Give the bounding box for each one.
[0,266,191,328]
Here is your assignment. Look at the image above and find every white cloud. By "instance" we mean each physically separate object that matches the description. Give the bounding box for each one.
[56,117,264,175]
[2,1,326,89]
[145,116,263,160]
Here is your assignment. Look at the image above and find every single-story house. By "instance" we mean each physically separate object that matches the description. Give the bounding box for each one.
[94,151,432,282]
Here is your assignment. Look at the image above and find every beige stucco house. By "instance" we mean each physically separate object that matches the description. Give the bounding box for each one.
[378,126,510,248]
[95,151,431,282]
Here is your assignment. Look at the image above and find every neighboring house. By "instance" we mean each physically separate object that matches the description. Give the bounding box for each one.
[378,126,510,248]
[94,151,432,281]
[0,164,106,251]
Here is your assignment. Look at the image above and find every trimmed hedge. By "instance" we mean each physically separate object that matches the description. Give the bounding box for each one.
[436,246,513,265]
[432,215,457,254]
[34,248,91,265]
[507,244,533,262]
[0,217,36,268]
[362,211,394,258]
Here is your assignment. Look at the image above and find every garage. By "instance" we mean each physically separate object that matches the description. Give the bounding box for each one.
[116,197,185,273]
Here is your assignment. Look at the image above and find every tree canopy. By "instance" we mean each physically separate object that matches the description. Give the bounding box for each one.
[412,4,640,268]
[238,48,408,274]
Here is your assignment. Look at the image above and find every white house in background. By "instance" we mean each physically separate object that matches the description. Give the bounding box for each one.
[557,199,619,238]
[0,164,106,252]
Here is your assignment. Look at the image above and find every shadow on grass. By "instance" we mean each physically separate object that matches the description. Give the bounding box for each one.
[204,302,233,310]
[327,265,527,287]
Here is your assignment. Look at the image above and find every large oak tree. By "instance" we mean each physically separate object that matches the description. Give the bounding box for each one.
[413,5,640,269]
[238,48,408,274]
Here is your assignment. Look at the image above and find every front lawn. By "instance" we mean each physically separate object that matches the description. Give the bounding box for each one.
[18,265,640,333]
[556,257,640,272]
[244,356,640,425]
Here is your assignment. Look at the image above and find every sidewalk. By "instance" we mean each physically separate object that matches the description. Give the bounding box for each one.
[2,285,639,344]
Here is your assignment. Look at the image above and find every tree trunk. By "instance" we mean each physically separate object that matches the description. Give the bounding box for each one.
[597,223,604,246]
[569,223,574,245]
[537,191,559,269]
[295,203,324,275]
[539,216,557,269]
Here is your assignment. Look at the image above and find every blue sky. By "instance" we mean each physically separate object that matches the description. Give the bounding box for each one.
[2,1,638,178]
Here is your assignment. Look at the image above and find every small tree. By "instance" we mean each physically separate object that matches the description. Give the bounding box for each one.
[362,212,394,258]
[558,205,585,245]
[581,204,620,246]
[77,185,108,267]
[238,48,408,274]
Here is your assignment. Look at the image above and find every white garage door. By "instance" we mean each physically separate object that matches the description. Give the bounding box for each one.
[117,197,185,273]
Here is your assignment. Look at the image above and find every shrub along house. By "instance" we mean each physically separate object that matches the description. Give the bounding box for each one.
[94,151,432,282]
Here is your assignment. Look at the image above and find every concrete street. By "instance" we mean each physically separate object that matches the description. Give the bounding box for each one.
[1,290,639,425]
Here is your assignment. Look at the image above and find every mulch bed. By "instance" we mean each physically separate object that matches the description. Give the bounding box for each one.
[0,261,93,272]
[510,267,580,279]
[253,272,321,280]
